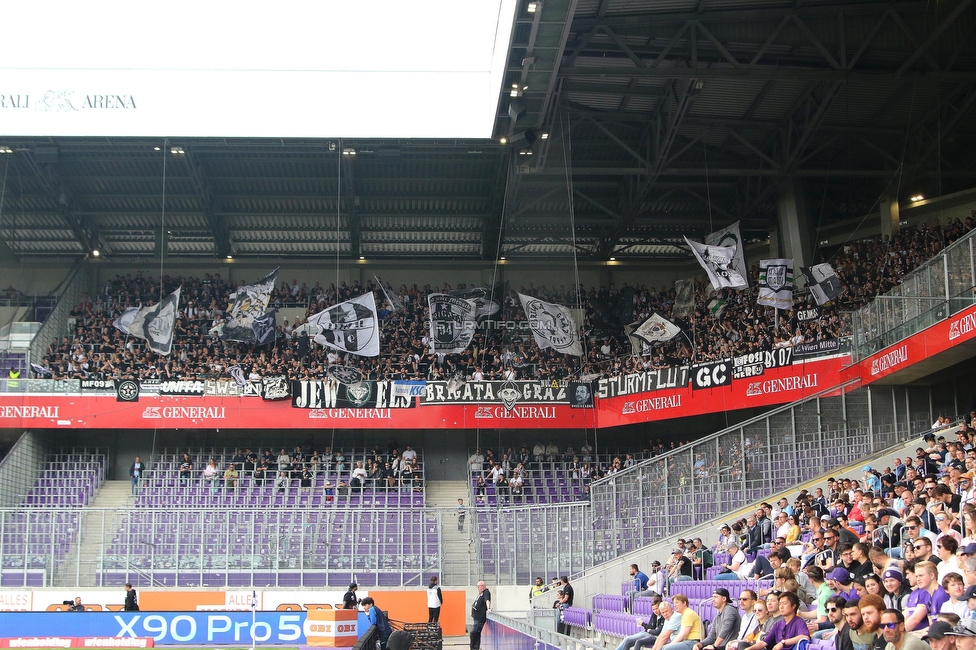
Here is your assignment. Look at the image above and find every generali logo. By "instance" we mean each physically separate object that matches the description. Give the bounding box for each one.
[870,345,908,376]
[950,311,976,341]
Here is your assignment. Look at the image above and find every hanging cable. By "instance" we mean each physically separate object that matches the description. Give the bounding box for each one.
[159,140,167,301]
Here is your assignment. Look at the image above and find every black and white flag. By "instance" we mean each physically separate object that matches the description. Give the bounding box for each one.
[112,306,140,335]
[296,292,380,357]
[222,269,277,343]
[758,259,794,309]
[624,322,649,356]
[228,366,247,388]
[518,293,583,356]
[428,293,478,354]
[631,313,682,344]
[705,221,749,287]
[672,279,695,318]
[373,275,402,313]
[127,287,181,356]
[450,282,507,324]
[801,263,843,306]
[30,362,53,378]
[261,376,290,400]
[251,310,277,346]
[685,236,747,291]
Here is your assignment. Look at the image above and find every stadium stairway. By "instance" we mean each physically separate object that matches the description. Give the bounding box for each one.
[424,480,475,587]
[56,480,133,587]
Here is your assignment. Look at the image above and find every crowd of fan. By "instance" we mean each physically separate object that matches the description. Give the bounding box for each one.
[34,219,973,383]
[617,416,976,650]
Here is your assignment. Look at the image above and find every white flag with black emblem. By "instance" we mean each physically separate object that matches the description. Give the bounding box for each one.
[631,313,682,344]
[127,287,181,356]
[427,293,478,354]
[223,268,277,342]
[684,236,747,291]
[112,306,140,335]
[518,293,583,356]
[705,221,749,287]
[296,292,380,357]
[758,259,795,309]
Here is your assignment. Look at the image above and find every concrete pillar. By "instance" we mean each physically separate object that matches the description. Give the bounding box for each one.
[880,195,900,241]
[768,226,780,259]
[776,178,812,268]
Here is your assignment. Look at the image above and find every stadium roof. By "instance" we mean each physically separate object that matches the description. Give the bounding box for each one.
[0,0,974,262]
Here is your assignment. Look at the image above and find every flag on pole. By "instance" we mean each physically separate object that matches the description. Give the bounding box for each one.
[296,292,380,357]
[631,313,682,344]
[757,259,795,309]
[705,221,749,287]
[801,263,843,306]
[707,297,728,318]
[127,287,181,356]
[685,236,747,290]
[373,275,402,313]
[112,307,140,335]
[222,269,278,343]
[428,293,478,354]
[518,293,583,356]
[672,279,695,318]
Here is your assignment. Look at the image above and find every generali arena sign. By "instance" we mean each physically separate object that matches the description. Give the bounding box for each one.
[0,355,851,429]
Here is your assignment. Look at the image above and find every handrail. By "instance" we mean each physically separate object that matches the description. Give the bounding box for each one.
[590,377,862,489]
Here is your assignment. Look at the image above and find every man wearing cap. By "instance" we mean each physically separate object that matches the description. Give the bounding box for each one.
[715,543,747,580]
[626,564,651,612]
[880,609,928,650]
[924,620,956,650]
[667,549,694,586]
[342,582,359,609]
[828,567,859,601]
[693,589,741,650]
[945,619,976,650]
[648,561,664,596]
[963,585,976,620]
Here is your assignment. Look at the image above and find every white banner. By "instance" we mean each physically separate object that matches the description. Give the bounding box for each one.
[758,259,794,309]
[518,293,583,356]
[223,268,277,342]
[705,221,749,287]
[428,293,478,353]
[298,292,380,357]
[631,313,682,344]
[127,287,181,356]
[685,236,747,291]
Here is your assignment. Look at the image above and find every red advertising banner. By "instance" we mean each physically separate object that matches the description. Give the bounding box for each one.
[597,354,852,427]
[0,356,851,430]
[854,303,976,383]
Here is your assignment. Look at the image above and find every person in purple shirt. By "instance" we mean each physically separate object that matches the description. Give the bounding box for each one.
[761,592,810,650]
[904,560,949,632]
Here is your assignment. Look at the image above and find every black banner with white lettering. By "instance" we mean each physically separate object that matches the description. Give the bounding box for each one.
[290,380,413,409]
[421,379,571,406]
[792,338,848,358]
[568,381,595,409]
[691,360,733,390]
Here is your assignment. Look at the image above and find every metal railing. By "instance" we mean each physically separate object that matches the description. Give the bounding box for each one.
[28,262,94,370]
[853,226,976,359]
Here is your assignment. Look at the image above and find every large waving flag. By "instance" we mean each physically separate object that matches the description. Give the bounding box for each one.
[127,287,181,356]
[672,279,695,318]
[112,306,140,335]
[685,236,747,291]
[518,293,583,356]
[428,293,478,354]
[222,268,278,342]
[801,263,843,306]
[758,259,795,309]
[705,221,749,287]
[631,313,682,344]
[296,292,380,357]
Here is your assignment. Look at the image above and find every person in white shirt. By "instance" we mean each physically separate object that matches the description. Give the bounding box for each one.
[402,446,417,464]
[351,461,368,490]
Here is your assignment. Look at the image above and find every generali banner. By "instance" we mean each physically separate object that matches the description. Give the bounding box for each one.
[853,302,976,383]
[0,355,850,430]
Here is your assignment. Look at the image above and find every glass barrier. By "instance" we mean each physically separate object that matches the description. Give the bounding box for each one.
[854,231,976,359]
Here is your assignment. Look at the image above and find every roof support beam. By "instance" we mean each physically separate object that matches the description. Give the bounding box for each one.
[182,148,233,258]
[18,151,94,256]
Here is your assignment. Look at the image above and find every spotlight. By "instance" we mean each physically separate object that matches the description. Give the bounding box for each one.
[92,249,100,257]
[343,148,356,156]
[170,146,184,155]
[540,133,549,140]
[499,137,508,144]
[910,194,924,202]
[0,146,12,154]
[527,1,538,12]
[153,146,161,151]
[359,256,365,260]
[226,255,233,259]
